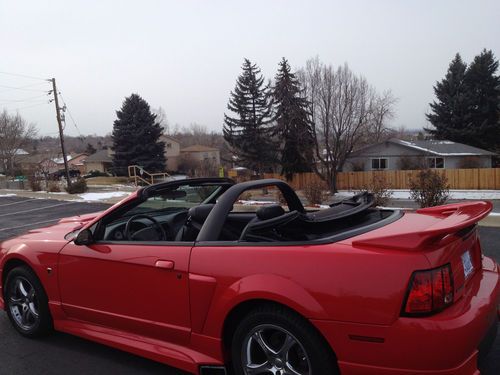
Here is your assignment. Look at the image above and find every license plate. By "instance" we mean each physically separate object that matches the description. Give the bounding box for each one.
[462,251,474,279]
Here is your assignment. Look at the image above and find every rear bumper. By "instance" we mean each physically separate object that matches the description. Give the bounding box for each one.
[312,256,500,375]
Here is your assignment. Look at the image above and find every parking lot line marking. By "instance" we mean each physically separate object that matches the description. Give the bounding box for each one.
[0,202,77,217]
[0,198,39,207]
[0,218,62,232]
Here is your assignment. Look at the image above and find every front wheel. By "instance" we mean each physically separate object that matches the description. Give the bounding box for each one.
[231,305,339,375]
[4,266,53,337]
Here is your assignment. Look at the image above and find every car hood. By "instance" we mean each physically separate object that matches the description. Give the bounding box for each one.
[0,211,103,252]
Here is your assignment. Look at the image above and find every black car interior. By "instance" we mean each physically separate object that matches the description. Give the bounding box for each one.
[94,178,394,244]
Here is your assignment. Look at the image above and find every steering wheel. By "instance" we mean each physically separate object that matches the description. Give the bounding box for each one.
[124,214,168,241]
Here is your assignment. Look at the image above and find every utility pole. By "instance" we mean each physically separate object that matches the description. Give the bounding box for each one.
[50,78,71,188]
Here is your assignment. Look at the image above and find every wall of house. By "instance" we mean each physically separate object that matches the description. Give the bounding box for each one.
[166,156,179,172]
[344,142,493,171]
[85,161,106,173]
[161,136,180,171]
[442,156,492,169]
[345,142,421,171]
[182,150,220,165]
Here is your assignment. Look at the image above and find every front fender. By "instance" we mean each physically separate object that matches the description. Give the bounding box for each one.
[201,273,329,338]
[0,240,63,316]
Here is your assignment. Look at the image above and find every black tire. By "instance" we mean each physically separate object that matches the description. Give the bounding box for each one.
[231,304,339,375]
[4,266,53,337]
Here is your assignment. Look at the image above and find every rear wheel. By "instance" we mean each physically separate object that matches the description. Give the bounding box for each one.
[231,305,338,375]
[4,266,53,337]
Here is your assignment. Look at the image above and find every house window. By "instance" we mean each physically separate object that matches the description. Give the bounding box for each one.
[371,158,388,170]
[167,143,172,149]
[427,157,444,169]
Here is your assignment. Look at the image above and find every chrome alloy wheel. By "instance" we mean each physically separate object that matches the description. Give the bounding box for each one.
[7,276,40,331]
[241,324,311,375]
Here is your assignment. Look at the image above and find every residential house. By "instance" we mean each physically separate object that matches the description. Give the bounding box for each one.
[180,145,221,166]
[345,138,496,171]
[159,134,181,172]
[84,149,113,174]
[67,153,89,174]
[16,153,55,174]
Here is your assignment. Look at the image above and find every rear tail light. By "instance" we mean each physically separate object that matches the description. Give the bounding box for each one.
[401,264,454,316]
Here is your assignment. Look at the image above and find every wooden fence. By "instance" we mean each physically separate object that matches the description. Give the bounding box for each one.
[264,168,500,190]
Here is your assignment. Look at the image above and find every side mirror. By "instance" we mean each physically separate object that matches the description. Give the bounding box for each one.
[74,228,94,246]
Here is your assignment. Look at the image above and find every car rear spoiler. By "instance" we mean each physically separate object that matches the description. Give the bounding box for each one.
[352,201,493,250]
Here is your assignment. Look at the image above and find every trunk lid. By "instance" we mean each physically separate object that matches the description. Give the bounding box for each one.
[347,201,492,303]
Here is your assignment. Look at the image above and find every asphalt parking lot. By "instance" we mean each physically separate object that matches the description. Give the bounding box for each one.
[0,195,498,374]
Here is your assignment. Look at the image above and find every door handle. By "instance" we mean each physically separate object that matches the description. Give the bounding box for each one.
[155,260,175,270]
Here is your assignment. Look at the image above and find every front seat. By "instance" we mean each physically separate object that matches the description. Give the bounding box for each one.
[175,204,215,241]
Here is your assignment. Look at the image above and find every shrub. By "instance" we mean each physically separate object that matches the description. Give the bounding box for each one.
[29,178,42,192]
[409,169,449,208]
[360,175,393,206]
[65,178,88,194]
[47,182,61,192]
[303,179,328,206]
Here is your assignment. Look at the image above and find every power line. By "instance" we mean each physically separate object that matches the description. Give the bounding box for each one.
[59,92,84,136]
[4,101,51,111]
[0,94,49,103]
[0,82,50,94]
[0,71,49,81]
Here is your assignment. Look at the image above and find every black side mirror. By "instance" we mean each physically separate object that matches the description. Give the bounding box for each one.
[74,228,94,246]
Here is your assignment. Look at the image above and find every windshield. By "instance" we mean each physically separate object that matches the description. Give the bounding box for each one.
[126,184,223,217]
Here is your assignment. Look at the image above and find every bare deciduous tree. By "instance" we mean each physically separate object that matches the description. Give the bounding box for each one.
[0,110,37,175]
[299,58,376,191]
[368,90,397,143]
[152,106,169,133]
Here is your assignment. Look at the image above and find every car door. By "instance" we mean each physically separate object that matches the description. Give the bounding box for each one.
[58,240,193,346]
[56,178,233,346]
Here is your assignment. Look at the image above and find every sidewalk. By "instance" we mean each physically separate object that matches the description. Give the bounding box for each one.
[0,186,135,205]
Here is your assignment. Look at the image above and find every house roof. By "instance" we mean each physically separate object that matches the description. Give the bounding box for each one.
[353,138,496,157]
[180,144,219,152]
[84,150,112,163]
[391,139,496,156]
[160,134,181,144]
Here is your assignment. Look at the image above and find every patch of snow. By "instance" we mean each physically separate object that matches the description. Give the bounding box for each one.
[237,199,277,206]
[0,193,16,197]
[78,192,130,202]
[337,190,500,200]
[386,190,500,200]
[432,141,455,145]
[397,140,439,155]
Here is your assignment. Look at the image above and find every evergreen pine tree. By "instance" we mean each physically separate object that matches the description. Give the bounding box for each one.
[426,53,470,142]
[272,58,314,179]
[462,49,500,151]
[426,50,500,151]
[223,59,275,174]
[111,94,166,176]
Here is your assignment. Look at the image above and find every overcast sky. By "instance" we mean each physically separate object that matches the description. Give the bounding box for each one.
[0,0,499,137]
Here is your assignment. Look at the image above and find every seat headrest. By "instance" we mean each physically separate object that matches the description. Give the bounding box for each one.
[188,204,215,222]
[256,204,285,220]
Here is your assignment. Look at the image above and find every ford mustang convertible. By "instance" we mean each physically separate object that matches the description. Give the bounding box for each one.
[0,178,498,375]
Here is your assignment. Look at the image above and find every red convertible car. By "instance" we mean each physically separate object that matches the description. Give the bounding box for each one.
[0,178,498,375]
